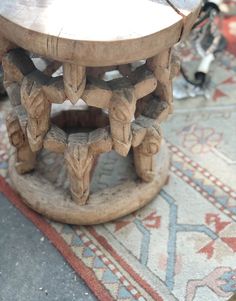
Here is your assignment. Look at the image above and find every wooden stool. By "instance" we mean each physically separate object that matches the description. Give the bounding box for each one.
[0,0,201,225]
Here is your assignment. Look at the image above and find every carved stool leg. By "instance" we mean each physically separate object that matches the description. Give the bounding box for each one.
[132,120,162,182]
[65,133,94,205]
[147,48,173,114]
[109,79,136,156]
[21,77,52,152]
[6,111,36,174]
[63,63,86,104]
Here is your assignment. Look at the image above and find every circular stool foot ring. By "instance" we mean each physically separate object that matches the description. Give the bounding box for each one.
[9,141,171,225]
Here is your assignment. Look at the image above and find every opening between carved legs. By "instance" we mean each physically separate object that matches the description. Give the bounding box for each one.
[2,48,178,207]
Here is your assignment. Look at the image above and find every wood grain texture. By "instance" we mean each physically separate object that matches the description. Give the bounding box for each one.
[43,125,68,154]
[65,128,112,205]
[65,133,94,205]
[2,0,199,223]
[131,115,159,147]
[82,76,112,109]
[2,48,35,88]
[131,65,158,99]
[3,49,66,105]
[131,115,163,182]
[6,111,36,174]
[108,78,136,156]
[5,82,21,107]
[147,49,174,114]
[0,0,201,66]
[21,75,51,152]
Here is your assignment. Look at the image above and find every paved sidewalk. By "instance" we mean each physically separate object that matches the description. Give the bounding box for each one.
[0,193,97,301]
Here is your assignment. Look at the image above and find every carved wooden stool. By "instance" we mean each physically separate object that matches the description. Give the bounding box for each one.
[0,0,201,224]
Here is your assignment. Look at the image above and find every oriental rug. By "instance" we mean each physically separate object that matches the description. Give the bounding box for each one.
[0,9,236,301]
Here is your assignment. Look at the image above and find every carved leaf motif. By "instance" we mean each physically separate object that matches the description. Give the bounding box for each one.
[63,63,86,104]
[21,80,47,118]
[65,133,93,205]
[21,76,51,152]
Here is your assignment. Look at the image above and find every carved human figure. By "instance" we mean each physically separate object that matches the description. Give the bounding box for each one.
[133,124,162,182]
[6,111,36,174]
[21,77,51,152]
[109,79,136,156]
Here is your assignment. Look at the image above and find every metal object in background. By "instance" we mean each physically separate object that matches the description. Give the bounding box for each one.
[173,75,208,100]
[174,0,228,100]
[183,0,226,87]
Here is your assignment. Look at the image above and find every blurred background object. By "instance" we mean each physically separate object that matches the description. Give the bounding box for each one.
[174,0,228,100]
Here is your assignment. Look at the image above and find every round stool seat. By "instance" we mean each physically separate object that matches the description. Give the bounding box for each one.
[0,0,201,66]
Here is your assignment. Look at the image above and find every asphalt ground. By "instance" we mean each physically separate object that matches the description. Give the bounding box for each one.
[0,192,97,301]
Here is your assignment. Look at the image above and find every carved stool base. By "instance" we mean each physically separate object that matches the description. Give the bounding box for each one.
[9,141,170,225]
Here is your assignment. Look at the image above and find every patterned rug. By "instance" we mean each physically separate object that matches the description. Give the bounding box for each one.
[1,12,236,301]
